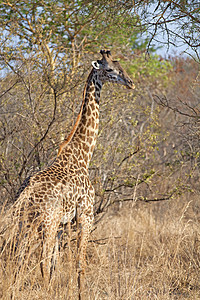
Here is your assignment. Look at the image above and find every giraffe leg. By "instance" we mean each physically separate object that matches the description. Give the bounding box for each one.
[40,236,53,285]
[77,214,92,272]
[76,207,94,299]
[50,234,59,279]
[39,223,60,286]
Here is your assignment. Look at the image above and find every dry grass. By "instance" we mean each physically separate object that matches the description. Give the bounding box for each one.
[1,197,200,299]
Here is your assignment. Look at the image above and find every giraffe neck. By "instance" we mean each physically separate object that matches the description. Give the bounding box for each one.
[58,68,102,168]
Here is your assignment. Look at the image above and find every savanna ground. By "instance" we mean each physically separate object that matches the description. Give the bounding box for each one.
[1,193,200,299]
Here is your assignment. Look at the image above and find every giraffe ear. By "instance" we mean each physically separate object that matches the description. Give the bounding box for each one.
[92,61,100,69]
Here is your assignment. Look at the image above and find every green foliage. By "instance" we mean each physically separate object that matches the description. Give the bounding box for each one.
[0,0,156,77]
[124,54,173,87]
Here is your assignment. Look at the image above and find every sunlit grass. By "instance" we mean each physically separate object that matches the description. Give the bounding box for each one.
[1,197,200,299]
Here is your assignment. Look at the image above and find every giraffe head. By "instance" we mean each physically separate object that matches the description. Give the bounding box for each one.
[92,50,135,89]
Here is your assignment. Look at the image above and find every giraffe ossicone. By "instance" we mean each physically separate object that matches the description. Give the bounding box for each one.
[14,49,135,285]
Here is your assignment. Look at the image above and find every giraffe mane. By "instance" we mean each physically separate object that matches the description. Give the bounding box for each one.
[57,68,94,157]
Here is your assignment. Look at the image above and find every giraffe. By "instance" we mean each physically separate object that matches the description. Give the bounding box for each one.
[13,50,135,295]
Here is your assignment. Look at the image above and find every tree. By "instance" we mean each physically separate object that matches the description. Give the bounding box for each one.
[0,0,199,210]
[136,0,200,58]
[0,0,148,203]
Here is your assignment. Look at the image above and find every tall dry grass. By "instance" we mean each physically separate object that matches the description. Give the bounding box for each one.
[1,195,200,299]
